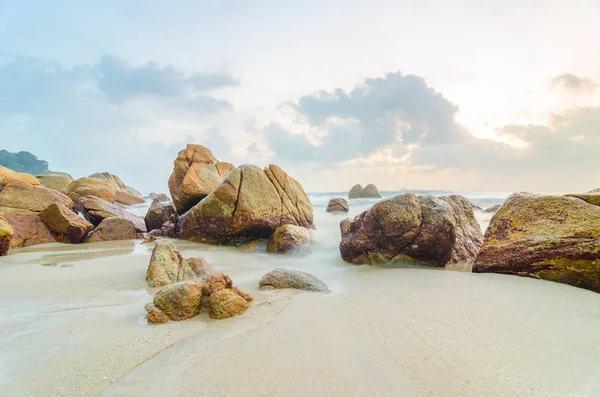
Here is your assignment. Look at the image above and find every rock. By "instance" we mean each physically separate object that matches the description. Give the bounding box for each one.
[473,192,600,293]
[201,272,233,295]
[209,289,251,319]
[145,303,170,324]
[362,184,382,198]
[145,240,210,287]
[0,165,40,188]
[168,144,235,215]
[484,204,502,213]
[89,172,143,197]
[0,215,13,255]
[259,268,329,292]
[266,224,311,254]
[145,201,176,231]
[178,164,314,244]
[36,172,73,192]
[0,183,74,217]
[565,188,600,206]
[152,193,170,203]
[326,197,349,213]
[79,195,147,232]
[6,213,57,248]
[67,177,117,203]
[142,235,157,244]
[152,280,204,321]
[340,193,483,266]
[85,217,137,243]
[348,184,363,199]
[39,203,93,243]
[115,190,146,205]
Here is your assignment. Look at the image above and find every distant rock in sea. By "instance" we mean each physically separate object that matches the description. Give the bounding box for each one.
[340,193,483,267]
[473,191,600,293]
[326,197,349,213]
[348,183,382,199]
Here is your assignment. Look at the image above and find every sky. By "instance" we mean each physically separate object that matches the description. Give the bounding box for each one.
[1,0,599,194]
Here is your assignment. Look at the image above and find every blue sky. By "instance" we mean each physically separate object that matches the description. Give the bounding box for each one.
[1,0,599,193]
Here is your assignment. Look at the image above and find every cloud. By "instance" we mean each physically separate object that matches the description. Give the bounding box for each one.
[266,72,469,163]
[550,73,597,94]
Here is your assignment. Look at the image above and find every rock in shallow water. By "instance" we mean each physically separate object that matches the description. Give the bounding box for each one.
[259,268,329,292]
[266,224,311,254]
[326,198,349,213]
[209,289,251,319]
[152,280,204,321]
[145,240,211,287]
[473,192,600,293]
[178,164,314,244]
[340,193,483,267]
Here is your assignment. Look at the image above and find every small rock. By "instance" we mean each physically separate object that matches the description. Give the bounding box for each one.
[259,268,329,292]
[152,193,170,203]
[145,303,170,324]
[484,204,502,213]
[326,198,349,213]
[152,280,203,321]
[266,224,311,254]
[142,235,157,244]
[209,289,250,319]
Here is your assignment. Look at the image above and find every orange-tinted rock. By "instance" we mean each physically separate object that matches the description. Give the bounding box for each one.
[36,172,74,192]
[145,303,169,324]
[168,144,234,214]
[145,240,211,287]
[7,213,57,248]
[39,203,93,243]
[209,289,250,319]
[152,280,204,321]
[0,214,13,255]
[115,190,145,205]
[79,195,146,232]
[0,165,39,187]
[85,217,137,243]
[145,201,176,231]
[0,184,74,217]
[90,172,143,197]
[67,177,117,203]
[266,224,311,254]
[178,164,314,244]
[259,268,329,292]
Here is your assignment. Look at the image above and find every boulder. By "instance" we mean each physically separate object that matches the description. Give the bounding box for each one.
[152,280,204,321]
[348,184,363,199]
[115,190,145,205]
[67,177,117,203]
[6,213,57,248]
[340,193,483,266]
[168,144,235,214]
[145,273,252,323]
[0,215,13,255]
[326,197,349,213]
[85,217,137,243]
[0,165,39,188]
[36,172,73,192]
[39,203,93,243]
[152,193,170,203]
[89,172,142,197]
[0,183,74,217]
[484,204,502,213]
[145,240,211,287]
[79,195,146,232]
[145,201,176,231]
[266,224,311,254]
[178,164,314,244]
[209,289,251,319]
[473,192,600,293]
[259,268,329,292]
[362,184,382,198]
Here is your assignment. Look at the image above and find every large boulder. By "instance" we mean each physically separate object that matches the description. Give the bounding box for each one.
[473,192,600,293]
[67,177,117,203]
[145,240,211,287]
[36,172,73,192]
[178,164,314,244]
[85,217,137,243]
[0,183,74,217]
[0,215,13,255]
[89,172,142,196]
[6,213,57,248]
[326,197,349,213]
[266,224,311,254]
[145,273,252,323]
[145,201,176,231]
[79,195,146,232]
[340,193,483,266]
[0,165,39,188]
[168,144,235,215]
[259,268,329,292]
[348,184,363,199]
[40,203,93,243]
[362,184,382,198]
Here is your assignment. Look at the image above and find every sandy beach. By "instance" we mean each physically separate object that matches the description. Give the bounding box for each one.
[2,202,600,397]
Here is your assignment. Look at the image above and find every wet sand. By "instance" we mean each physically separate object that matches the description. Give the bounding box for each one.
[1,204,600,396]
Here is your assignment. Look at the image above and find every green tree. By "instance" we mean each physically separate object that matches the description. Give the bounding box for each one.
[0,150,50,174]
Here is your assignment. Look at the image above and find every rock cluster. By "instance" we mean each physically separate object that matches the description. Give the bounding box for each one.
[145,240,211,287]
[348,183,382,199]
[340,193,483,267]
